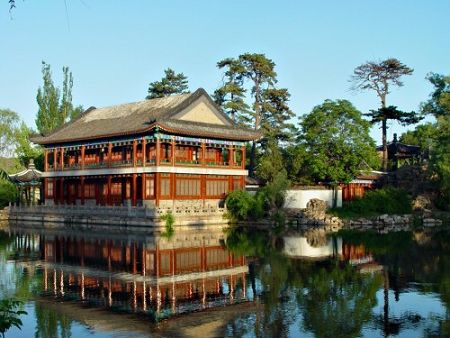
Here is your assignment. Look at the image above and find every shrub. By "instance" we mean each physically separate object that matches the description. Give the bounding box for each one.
[226,190,257,221]
[0,180,17,208]
[332,187,412,218]
[161,211,175,239]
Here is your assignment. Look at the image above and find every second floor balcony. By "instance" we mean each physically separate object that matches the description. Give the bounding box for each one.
[45,141,245,172]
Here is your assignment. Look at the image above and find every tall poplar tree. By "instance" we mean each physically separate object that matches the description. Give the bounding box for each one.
[146,68,189,99]
[351,58,418,171]
[35,62,82,135]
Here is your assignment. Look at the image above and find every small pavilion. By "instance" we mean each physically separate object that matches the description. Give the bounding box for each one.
[377,134,422,170]
[8,159,42,205]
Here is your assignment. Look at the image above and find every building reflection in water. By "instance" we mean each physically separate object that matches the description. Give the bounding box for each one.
[12,229,248,320]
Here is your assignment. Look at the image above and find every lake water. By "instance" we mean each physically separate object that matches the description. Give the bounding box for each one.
[0,225,448,337]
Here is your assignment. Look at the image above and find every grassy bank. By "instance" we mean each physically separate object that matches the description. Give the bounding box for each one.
[330,187,412,219]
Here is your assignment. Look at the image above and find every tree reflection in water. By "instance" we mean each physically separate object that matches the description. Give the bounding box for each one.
[1,226,449,338]
[225,227,382,337]
[0,231,73,338]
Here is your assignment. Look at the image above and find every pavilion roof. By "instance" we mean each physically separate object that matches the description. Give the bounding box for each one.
[8,160,42,184]
[31,88,261,145]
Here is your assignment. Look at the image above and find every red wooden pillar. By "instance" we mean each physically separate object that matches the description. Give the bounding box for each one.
[170,173,175,199]
[132,173,137,206]
[200,175,206,199]
[59,178,64,205]
[132,139,137,167]
[156,137,161,165]
[53,148,58,170]
[201,142,206,167]
[80,176,85,205]
[53,178,57,204]
[171,138,176,166]
[141,173,146,202]
[108,142,112,168]
[241,145,246,169]
[44,178,48,200]
[81,145,85,170]
[229,145,234,167]
[60,148,64,171]
[107,176,112,206]
[142,137,147,167]
[44,150,48,171]
[155,173,160,207]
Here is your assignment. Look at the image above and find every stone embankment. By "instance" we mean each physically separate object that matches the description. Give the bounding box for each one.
[293,198,446,233]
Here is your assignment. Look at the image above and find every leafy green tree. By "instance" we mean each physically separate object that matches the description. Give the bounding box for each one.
[282,144,314,185]
[399,122,437,155]
[256,139,285,183]
[351,58,417,171]
[420,73,450,209]
[0,109,20,158]
[299,99,379,185]
[421,73,450,117]
[431,115,450,209]
[14,123,44,170]
[35,62,83,135]
[213,58,249,123]
[146,68,189,99]
[0,298,27,338]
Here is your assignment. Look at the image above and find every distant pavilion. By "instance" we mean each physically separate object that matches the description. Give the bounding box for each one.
[377,133,422,170]
[8,159,42,205]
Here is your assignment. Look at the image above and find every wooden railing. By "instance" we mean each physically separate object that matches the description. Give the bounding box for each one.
[47,158,242,171]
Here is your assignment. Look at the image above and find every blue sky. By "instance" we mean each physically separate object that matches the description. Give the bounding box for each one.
[1,0,449,143]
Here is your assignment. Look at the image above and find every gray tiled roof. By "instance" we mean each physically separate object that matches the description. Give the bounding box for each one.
[31,88,260,145]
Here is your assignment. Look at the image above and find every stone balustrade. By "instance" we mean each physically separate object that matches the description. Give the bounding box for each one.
[7,204,226,220]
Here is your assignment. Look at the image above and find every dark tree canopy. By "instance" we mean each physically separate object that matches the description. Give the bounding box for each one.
[146,68,189,99]
[366,106,421,126]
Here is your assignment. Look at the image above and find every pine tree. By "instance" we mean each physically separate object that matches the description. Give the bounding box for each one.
[260,88,296,146]
[213,58,249,124]
[215,53,295,176]
[146,68,189,99]
[351,58,419,171]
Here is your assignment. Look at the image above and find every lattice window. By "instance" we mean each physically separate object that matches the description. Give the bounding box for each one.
[175,174,201,197]
[145,175,155,198]
[160,174,171,197]
[47,181,53,197]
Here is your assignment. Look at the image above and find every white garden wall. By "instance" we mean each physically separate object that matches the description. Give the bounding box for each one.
[284,188,342,209]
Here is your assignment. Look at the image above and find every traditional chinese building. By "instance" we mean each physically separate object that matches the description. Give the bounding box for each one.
[32,89,259,210]
[8,159,42,205]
